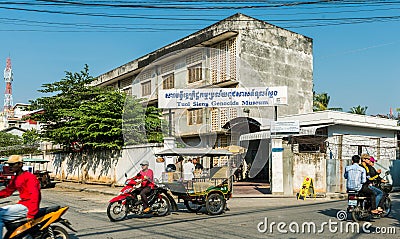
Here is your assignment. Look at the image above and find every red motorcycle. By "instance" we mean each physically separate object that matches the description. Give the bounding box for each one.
[107,174,176,221]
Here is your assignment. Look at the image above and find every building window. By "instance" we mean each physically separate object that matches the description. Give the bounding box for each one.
[188,64,202,84]
[162,74,174,89]
[141,81,151,96]
[123,87,132,96]
[214,135,229,148]
[187,109,203,125]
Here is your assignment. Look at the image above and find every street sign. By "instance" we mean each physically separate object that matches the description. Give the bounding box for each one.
[158,86,288,109]
[297,176,316,200]
[270,120,300,133]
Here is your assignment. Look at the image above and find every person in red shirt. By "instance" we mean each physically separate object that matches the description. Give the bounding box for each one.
[133,160,154,213]
[0,155,41,238]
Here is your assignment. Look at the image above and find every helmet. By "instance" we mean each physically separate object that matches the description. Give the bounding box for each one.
[166,164,176,172]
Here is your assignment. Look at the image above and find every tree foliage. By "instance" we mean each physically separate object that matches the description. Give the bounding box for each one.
[313,91,342,112]
[145,106,166,143]
[122,97,166,145]
[0,131,22,147]
[28,65,126,150]
[27,65,164,151]
[0,132,40,156]
[22,129,40,145]
[349,105,368,115]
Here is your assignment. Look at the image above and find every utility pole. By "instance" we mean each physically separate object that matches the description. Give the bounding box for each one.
[3,57,13,128]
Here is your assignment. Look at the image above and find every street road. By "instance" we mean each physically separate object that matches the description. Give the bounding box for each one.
[2,188,399,239]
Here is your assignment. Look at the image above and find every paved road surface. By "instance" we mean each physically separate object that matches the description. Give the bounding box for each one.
[2,187,398,239]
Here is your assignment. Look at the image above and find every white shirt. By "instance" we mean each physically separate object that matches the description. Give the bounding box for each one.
[183,162,195,180]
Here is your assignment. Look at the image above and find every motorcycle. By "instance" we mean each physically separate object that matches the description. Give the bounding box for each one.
[107,174,177,222]
[4,206,75,239]
[345,171,392,222]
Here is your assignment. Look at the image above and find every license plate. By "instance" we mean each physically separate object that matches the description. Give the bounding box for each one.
[348,200,357,206]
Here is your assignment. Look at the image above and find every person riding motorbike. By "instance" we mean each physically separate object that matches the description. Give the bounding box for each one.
[366,156,387,211]
[360,154,384,212]
[0,155,41,239]
[131,160,155,213]
[344,155,379,214]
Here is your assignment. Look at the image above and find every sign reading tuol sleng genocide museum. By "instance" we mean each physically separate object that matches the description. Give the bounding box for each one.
[158,86,288,109]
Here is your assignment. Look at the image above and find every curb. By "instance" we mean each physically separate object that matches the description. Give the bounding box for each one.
[55,184,117,196]
[55,183,344,200]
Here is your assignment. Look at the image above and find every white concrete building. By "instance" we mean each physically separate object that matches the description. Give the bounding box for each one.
[241,110,400,195]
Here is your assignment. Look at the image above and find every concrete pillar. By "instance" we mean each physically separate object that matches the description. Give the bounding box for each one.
[163,137,176,149]
[271,137,284,195]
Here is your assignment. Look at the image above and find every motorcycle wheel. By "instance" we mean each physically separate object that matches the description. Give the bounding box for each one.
[351,208,369,222]
[184,200,202,213]
[205,193,225,215]
[107,201,128,222]
[153,194,171,217]
[382,197,392,217]
[41,226,69,239]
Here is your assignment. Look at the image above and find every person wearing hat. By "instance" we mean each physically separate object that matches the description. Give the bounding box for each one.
[366,156,387,210]
[0,155,41,237]
[361,154,384,212]
[345,155,379,214]
[131,160,154,213]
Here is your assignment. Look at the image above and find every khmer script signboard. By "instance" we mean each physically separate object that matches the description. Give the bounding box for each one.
[158,86,287,109]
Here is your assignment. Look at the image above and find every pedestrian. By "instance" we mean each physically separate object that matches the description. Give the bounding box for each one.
[192,157,203,177]
[183,158,195,181]
[0,155,41,239]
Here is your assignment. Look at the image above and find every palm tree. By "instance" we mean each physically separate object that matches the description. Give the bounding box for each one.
[313,92,343,112]
[349,105,368,115]
[313,92,330,111]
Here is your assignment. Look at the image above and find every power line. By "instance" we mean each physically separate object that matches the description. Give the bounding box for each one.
[0,1,400,32]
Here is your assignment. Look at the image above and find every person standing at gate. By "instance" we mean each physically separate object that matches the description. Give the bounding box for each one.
[183,158,195,181]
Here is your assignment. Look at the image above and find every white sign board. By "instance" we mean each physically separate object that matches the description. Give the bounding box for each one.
[270,121,300,133]
[158,86,287,109]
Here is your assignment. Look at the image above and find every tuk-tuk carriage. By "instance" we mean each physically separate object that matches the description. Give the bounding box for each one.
[0,157,53,188]
[155,147,245,215]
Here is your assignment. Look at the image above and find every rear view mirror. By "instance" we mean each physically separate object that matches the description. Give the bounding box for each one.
[124,173,128,178]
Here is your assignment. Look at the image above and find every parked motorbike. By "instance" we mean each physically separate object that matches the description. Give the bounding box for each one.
[346,171,392,222]
[3,206,75,239]
[107,174,177,222]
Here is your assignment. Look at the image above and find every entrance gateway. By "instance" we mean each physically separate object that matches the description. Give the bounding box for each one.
[158,86,288,183]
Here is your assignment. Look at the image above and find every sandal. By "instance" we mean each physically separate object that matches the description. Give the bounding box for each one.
[371,209,380,214]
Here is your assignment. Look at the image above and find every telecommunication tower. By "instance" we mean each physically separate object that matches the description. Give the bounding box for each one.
[3,57,13,123]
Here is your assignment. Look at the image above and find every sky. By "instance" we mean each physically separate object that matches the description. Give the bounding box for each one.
[0,0,399,116]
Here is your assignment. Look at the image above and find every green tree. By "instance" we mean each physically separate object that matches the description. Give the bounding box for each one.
[27,65,126,150]
[349,105,368,115]
[122,97,166,145]
[0,132,40,156]
[22,129,40,145]
[313,91,342,112]
[145,106,166,143]
[27,65,165,151]
[0,131,23,147]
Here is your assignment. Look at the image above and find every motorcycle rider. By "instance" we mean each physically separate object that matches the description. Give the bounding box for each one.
[133,160,155,213]
[366,156,387,211]
[360,154,384,212]
[0,155,41,239]
[344,155,379,214]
